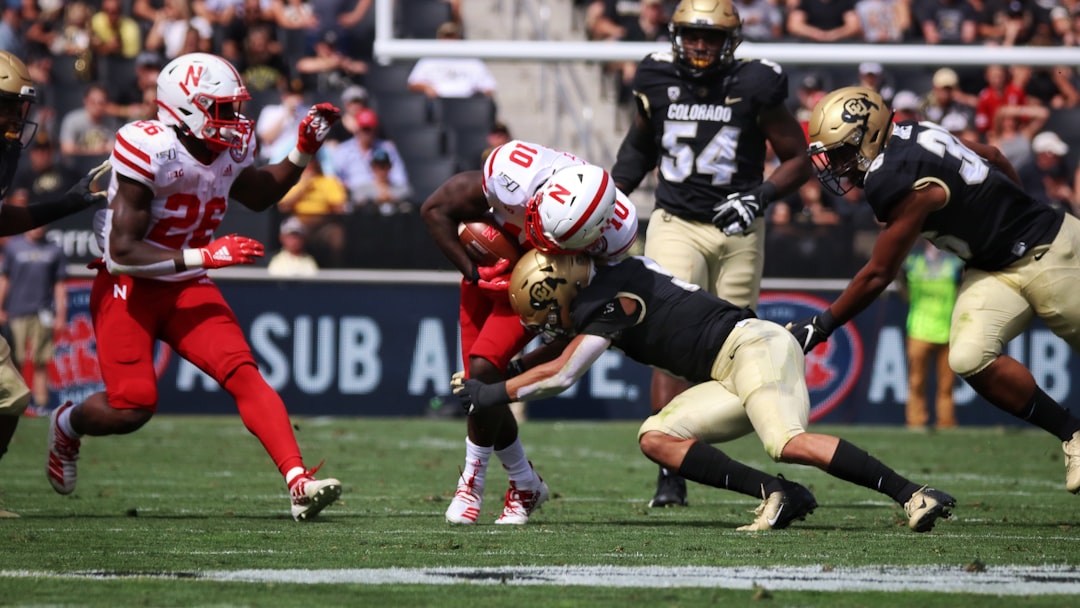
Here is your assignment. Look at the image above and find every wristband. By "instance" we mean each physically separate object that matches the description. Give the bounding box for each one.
[754,181,779,205]
[818,308,838,334]
[287,148,312,168]
[182,248,204,270]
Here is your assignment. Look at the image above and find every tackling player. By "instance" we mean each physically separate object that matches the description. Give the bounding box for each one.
[789,86,1080,494]
[422,140,638,525]
[0,50,107,518]
[46,52,344,521]
[454,251,956,532]
[611,0,812,507]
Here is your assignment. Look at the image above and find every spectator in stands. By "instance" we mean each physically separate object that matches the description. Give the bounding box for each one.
[309,0,376,61]
[940,111,979,142]
[986,103,1049,171]
[33,2,93,61]
[351,147,414,215]
[853,62,895,105]
[12,134,77,212]
[294,30,368,94]
[611,0,670,105]
[235,23,290,95]
[144,0,213,61]
[795,73,827,128]
[891,89,924,121]
[104,50,162,121]
[974,64,1025,134]
[217,0,280,64]
[736,0,785,41]
[482,121,512,160]
[923,67,977,124]
[786,0,863,43]
[0,219,67,417]
[334,84,370,139]
[1021,131,1076,213]
[59,84,120,160]
[854,0,911,42]
[273,0,318,32]
[586,0,629,40]
[256,78,308,164]
[268,216,320,277]
[0,7,25,56]
[407,22,496,99]
[328,108,411,209]
[277,155,349,267]
[916,0,977,44]
[90,0,142,60]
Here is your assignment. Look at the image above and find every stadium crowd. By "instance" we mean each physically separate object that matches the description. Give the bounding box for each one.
[1,0,1078,274]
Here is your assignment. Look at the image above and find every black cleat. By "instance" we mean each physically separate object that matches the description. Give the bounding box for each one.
[649,468,688,507]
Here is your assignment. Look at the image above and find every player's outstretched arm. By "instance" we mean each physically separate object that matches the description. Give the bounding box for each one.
[419,170,491,281]
[0,160,110,236]
[231,103,341,211]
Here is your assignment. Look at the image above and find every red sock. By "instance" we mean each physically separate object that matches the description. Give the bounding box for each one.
[223,364,304,479]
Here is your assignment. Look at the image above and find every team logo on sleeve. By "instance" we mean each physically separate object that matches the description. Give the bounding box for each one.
[757,292,864,423]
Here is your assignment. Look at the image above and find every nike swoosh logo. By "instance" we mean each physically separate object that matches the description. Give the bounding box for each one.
[1034,250,1047,261]
[767,503,785,527]
[725,96,742,105]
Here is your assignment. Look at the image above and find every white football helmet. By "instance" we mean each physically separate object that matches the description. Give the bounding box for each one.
[525,164,616,254]
[156,52,253,151]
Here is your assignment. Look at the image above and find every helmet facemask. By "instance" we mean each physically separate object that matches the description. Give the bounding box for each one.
[806,86,893,196]
[156,53,255,153]
[669,0,742,78]
[0,93,37,150]
[509,251,595,338]
[190,93,253,152]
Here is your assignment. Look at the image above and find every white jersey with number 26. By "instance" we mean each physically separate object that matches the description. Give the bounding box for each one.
[96,119,256,282]
[481,140,638,260]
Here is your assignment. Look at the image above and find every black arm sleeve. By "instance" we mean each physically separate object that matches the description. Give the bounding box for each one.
[611,108,658,195]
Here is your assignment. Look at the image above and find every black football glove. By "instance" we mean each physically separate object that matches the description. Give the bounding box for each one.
[711,182,778,236]
[66,160,111,210]
[450,371,511,415]
[786,310,838,354]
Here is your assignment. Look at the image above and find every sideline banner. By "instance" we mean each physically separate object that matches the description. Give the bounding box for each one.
[49,276,1073,426]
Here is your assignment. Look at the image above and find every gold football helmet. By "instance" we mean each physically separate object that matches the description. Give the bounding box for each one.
[0,50,37,149]
[806,86,893,195]
[669,0,742,76]
[509,250,595,337]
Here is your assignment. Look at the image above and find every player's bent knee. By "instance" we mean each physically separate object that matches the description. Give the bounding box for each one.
[948,340,996,378]
[113,377,159,409]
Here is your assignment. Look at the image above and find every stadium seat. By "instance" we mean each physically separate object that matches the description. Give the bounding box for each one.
[435,96,497,131]
[365,61,417,96]
[396,0,454,39]
[373,93,435,136]
[405,155,459,202]
[394,125,449,162]
[450,127,491,171]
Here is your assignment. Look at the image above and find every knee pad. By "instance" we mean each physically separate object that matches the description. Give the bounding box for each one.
[948,337,996,378]
[112,376,158,409]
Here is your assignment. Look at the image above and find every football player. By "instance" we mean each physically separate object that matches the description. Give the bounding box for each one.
[0,50,107,519]
[46,53,344,521]
[611,0,812,507]
[790,85,1080,494]
[421,140,638,525]
[454,251,956,532]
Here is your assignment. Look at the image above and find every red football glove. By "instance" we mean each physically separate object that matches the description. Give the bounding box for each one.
[477,258,512,298]
[197,234,265,269]
[296,103,341,154]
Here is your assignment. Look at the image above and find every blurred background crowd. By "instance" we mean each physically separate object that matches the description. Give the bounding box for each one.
[3,0,1079,276]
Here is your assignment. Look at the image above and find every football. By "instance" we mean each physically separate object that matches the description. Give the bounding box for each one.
[459,218,523,267]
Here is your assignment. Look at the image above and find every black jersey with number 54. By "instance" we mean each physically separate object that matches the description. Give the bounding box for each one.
[863,121,1064,271]
[614,52,789,223]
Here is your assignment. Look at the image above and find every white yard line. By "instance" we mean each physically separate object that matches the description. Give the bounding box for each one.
[2,565,1078,595]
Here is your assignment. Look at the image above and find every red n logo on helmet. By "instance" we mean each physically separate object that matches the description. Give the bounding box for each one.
[547,183,572,205]
[179,65,204,95]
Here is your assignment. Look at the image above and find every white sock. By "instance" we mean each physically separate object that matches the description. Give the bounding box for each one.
[57,406,81,439]
[496,437,540,488]
[459,437,492,491]
[285,466,306,486]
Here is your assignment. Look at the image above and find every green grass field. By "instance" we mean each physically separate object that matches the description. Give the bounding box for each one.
[1,415,1078,606]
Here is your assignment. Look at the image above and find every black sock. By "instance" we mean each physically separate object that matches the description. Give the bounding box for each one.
[677,441,777,499]
[1022,388,1080,441]
[827,439,921,505]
